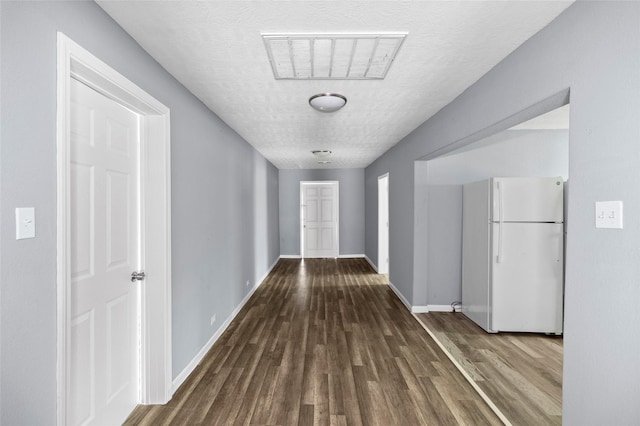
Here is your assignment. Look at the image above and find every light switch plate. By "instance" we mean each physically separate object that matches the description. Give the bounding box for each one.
[16,207,36,239]
[595,201,623,229]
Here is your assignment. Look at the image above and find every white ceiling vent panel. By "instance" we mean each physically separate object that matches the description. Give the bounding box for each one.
[262,33,407,80]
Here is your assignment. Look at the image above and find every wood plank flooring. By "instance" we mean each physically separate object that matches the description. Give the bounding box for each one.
[125,259,501,425]
[416,312,563,426]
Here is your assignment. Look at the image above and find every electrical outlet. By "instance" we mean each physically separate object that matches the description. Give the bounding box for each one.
[246,280,250,287]
[210,314,216,325]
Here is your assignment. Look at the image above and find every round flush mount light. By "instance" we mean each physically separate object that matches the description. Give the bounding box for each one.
[309,93,347,113]
[317,160,332,165]
[311,149,332,158]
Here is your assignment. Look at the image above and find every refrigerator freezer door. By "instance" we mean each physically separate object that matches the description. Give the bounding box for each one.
[490,222,564,333]
[491,177,564,223]
[462,180,492,331]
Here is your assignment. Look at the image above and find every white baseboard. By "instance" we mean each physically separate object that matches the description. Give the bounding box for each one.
[170,257,279,394]
[411,305,460,314]
[256,259,278,285]
[412,304,462,313]
[387,281,412,311]
[363,255,378,272]
[171,314,233,394]
[280,254,367,260]
[411,313,511,425]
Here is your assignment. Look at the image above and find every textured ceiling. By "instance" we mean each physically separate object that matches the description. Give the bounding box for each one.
[96,0,573,169]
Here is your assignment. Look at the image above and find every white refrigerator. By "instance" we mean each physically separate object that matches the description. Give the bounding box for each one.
[461,177,564,334]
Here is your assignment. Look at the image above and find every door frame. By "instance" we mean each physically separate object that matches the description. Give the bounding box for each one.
[300,181,339,258]
[56,33,172,425]
[378,173,389,274]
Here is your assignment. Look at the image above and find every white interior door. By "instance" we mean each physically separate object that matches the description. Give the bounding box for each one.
[69,78,140,426]
[378,174,389,274]
[301,182,339,258]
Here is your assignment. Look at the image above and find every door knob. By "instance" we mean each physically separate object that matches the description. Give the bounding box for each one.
[131,271,146,282]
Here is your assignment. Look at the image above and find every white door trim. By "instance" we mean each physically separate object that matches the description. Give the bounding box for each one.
[56,33,172,425]
[300,181,339,258]
[378,173,389,275]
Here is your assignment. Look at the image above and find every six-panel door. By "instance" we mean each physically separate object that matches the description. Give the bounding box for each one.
[69,78,140,426]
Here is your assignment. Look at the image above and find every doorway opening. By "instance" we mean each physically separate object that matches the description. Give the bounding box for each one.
[300,181,339,258]
[57,33,172,425]
[377,173,389,275]
[416,101,570,424]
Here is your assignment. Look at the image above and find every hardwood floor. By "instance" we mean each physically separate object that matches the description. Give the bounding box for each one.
[416,312,563,426]
[125,259,501,425]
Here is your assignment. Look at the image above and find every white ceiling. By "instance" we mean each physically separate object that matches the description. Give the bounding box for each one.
[96,0,573,169]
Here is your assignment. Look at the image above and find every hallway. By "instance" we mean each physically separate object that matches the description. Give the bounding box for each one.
[125,258,499,425]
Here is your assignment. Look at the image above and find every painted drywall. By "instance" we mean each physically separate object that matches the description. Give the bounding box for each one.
[279,169,364,257]
[365,158,416,301]
[412,162,429,305]
[365,2,640,423]
[425,184,463,306]
[426,129,569,184]
[423,129,569,306]
[0,2,279,424]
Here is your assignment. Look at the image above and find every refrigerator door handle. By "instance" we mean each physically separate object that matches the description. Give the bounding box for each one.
[497,222,503,263]
[496,180,502,223]
[496,180,503,263]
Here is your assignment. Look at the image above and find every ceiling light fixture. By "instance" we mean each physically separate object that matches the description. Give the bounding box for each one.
[309,93,347,112]
[311,149,332,157]
[317,160,332,165]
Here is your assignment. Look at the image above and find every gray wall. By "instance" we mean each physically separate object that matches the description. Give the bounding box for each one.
[0,2,279,424]
[423,129,569,306]
[365,2,640,423]
[425,184,462,306]
[426,129,569,184]
[279,169,364,256]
